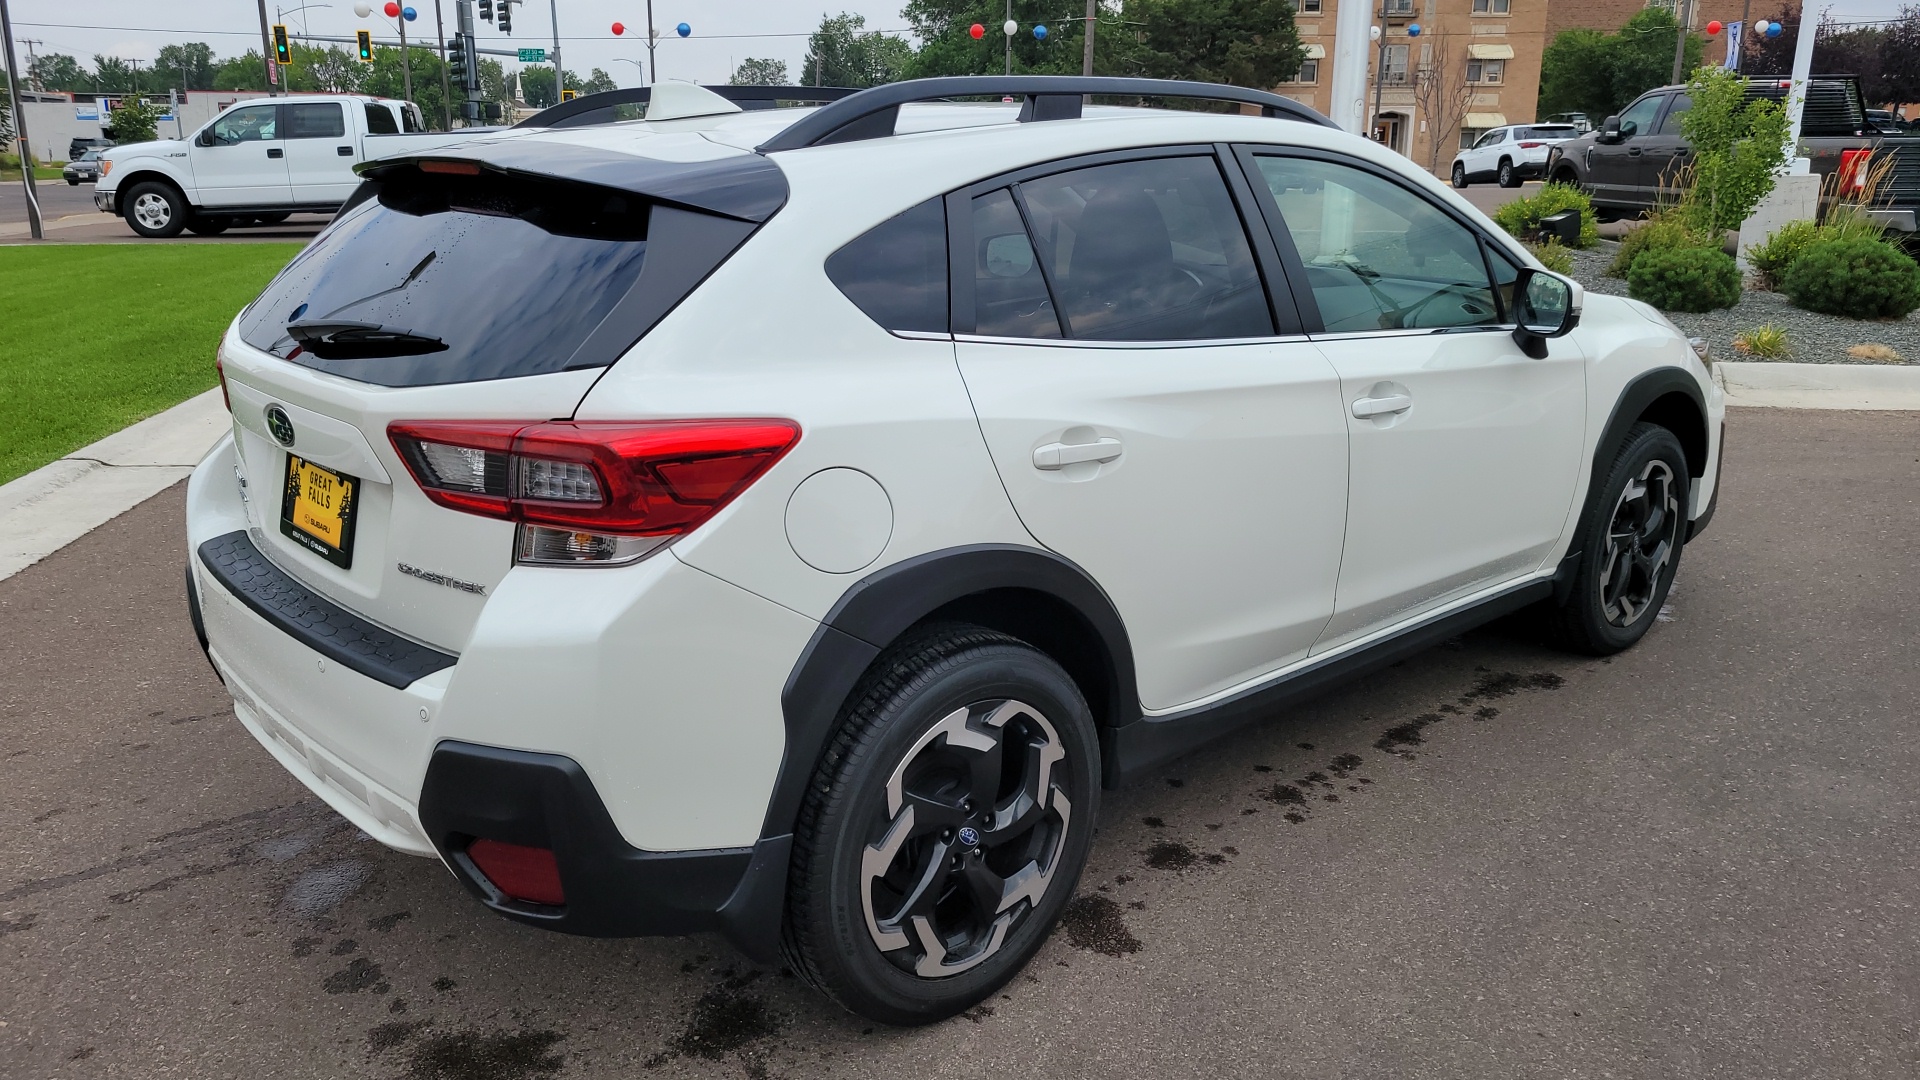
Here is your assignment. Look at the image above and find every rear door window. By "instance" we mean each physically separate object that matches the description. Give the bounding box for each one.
[285,102,345,139]
[969,188,1061,338]
[825,197,948,334]
[364,102,400,134]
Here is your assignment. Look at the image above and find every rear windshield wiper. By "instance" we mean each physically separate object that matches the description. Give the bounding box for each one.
[285,319,449,359]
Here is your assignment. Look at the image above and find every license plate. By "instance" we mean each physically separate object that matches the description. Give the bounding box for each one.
[280,455,359,569]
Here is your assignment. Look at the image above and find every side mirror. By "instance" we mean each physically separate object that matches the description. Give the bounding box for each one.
[195,128,216,147]
[1596,115,1622,143]
[1511,268,1581,358]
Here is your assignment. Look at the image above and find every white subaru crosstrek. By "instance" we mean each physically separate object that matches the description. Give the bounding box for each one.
[185,77,1723,1025]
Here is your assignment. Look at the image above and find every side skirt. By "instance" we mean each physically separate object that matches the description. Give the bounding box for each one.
[1104,579,1553,786]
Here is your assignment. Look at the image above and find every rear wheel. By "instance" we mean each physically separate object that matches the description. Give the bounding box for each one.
[123,181,187,238]
[186,215,232,236]
[254,212,292,224]
[1544,423,1689,655]
[1452,162,1468,188]
[1498,159,1519,188]
[783,625,1099,1025]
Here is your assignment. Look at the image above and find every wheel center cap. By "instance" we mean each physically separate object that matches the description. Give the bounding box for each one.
[957,826,981,848]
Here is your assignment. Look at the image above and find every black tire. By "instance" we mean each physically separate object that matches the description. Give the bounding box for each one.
[1544,423,1690,655]
[67,178,80,186]
[253,211,292,224]
[186,215,232,236]
[1452,162,1468,188]
[1498,159,1519,188]
[122,181,187,238]
[782,624,1100,1026]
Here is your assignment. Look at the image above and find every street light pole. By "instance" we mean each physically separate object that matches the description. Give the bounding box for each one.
[399,13,413,102]
[1082,0,1096,77]
[0,0,44,239]
[549,0,563,98]
[433,0,453,128]
[646,0,656,83]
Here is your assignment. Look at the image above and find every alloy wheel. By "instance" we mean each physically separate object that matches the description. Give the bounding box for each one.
[133,192,173,230]
[1599,459,1680,626]
[860,699,1073,979]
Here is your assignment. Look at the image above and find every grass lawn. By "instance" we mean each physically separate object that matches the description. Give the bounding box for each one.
[0,167,65,181]
[0,243,303,485]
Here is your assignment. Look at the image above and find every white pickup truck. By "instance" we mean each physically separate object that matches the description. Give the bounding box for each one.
[93,94,486,238]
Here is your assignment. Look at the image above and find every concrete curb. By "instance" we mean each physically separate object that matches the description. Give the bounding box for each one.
[1715,360,1920,410]
[0,389,229,582]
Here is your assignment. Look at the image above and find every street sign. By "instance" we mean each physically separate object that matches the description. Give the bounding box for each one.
[517,48,546,62]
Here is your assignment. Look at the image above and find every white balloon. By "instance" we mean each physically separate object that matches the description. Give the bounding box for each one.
[1003,18,1018,36]
[353,1,371,16]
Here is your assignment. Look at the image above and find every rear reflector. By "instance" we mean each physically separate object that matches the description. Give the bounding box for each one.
[467,839,565,906]
[389,419,800,565]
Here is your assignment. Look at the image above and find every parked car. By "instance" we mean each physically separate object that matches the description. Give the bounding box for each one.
[1451,123,1582,188]
[90,94,479,238]
[1867,108,1909,135]
[63,150,104,185]
[1546,76,1919,230]
[68,136,113,161]
[1542,111,1594,134]
[185,77,1723,1026]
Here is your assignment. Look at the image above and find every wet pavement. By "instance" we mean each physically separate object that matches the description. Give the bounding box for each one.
[2,406,1916,1079]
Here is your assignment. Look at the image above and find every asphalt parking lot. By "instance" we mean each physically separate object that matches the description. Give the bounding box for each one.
[2,405,1915,1079]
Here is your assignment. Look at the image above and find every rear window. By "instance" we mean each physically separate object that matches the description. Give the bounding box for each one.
[239,169,662,386]
[364,102,399,134]
[825,198,949,334]
[1520,126,1576,140]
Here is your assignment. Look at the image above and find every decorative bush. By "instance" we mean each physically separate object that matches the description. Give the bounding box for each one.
[1492,182,1600,249]
[1608,216,1716,278]
[1627,246,1743,312]
[1525,239,1575,275]
[1743,220,1824,290]
[1782,238,1920,319]
[1732,324,1792,359]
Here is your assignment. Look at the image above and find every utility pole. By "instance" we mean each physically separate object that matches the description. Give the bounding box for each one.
[1735,0,1751,71]
[257,0,280,94]
[1,0,44,239]
[20,37,41,90]
[645,0,656,83]
[1082,0,1096,77]
[1670,0,1693,85]
[130,58,141,95]
[434,0,453,128]
[1005,0,1013,76]
[550,0,563,98]
[399,10,414,103]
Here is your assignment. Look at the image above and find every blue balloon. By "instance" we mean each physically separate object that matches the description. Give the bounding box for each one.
[676,22,691,37]
[1407,22,1421,35]
[1033,24,1048,40]
[401,5,416,19]
[1765,20,1782,37]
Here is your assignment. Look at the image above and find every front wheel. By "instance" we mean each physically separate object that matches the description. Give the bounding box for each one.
[1452,162,1468,188]
[783,625,1099,1025]
[123,181,187,238]
[1544,423,1690,655]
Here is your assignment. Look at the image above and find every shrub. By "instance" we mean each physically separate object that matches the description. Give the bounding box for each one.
[1744,220,1823,290]
[1608,216,1716,278]
[1525,239,1575,275]
[1675,67,1790,234]
[1732,324,1792,359]
[1782,238,1920,319]
[1627,246,1743,312]
[1492,182,1600,249]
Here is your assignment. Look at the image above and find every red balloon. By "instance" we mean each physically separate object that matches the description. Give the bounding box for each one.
[612,21,625,35]
[1705,19,1723,35]
[383,1,399,16]
[969,22,985,39]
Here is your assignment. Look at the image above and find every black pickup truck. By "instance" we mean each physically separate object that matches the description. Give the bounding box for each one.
[1544,76,1920,232]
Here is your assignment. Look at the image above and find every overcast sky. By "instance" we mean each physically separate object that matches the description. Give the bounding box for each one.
[5,1,908,87]
[7,1,1919,87]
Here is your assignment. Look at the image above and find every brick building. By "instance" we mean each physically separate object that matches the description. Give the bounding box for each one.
[1275,0,1803,176]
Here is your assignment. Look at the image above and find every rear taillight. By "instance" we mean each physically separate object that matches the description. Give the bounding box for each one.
[215,347,231,412]
[1519,141,1544,149]
[389,419,800,565]
[466,839,565,906]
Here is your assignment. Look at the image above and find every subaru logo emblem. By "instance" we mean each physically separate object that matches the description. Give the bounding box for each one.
[957,827,981,847]
[265,405,296,448]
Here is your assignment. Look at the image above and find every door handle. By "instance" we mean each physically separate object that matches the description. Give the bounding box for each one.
[337,145,355,156]
[1033,437,1123,470]
[267,147,284,158]
[1351,394,1413,419]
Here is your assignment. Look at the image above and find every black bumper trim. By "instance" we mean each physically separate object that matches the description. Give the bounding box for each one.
[195,530,456,689]
[417,742,784,960]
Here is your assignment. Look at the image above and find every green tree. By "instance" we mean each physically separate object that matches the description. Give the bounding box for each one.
[478,58,514,119]
[153,43,217,91]
[213,51,269,91]
[93,55,138,93]
[730,57,789,85]
[804,12,913,86]
[1134,0,1305,88]
[103,96,164,144]
[363,47,447,128]
[580,68,618,94]
[904,1,1122,79]
[29,53,92,92]
[1539,8,1702,122]
[519,66,593,108]
[1677,66,1789,233]
[286,44,366,94]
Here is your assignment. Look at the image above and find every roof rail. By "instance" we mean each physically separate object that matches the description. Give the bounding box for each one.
[754,76,1337,153]
[515,85,861,129]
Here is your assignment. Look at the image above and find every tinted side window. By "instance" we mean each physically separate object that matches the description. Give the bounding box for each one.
[285,103,346,139]
[970,188,1060,338]
[1254,155,1498,333]
[209,104,278,143]
[364,102,400,135]
[1655,94,1692,135]
[825,197,948,334]
[1017,155,1272,340]
[1617,95,1664,138]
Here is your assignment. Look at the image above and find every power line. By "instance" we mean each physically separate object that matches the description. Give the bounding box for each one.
[13,19,914,40]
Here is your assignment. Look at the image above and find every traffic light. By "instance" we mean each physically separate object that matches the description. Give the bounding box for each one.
[561,88,576,101]
[273,24,291,65]
[479,0,493,22]
[448,31,470,90]
[497,0,511,34]
[355,30,373,62]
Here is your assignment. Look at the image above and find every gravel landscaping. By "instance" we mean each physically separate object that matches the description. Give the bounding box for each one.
[1566,242,1919,365]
